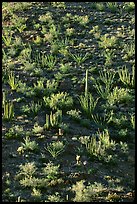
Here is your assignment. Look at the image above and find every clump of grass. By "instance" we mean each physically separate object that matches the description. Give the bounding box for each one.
[44,110,62,130]
[106,2,118,13]
[79,93,99,119]
[99,34,117,49]
[43,92,73,111]
[45,141,65,158]
[21,101,42,117]
[72,180,105,202]
[2,29,13,47]
[69,52,90,65]
[118,65,135,88]
[85,129,116,163]
[3,100,14,121]
[46,192,63,202]
[41,54,57,70]
[8,71,18,91]
[93,70,115,99]
[5,125,23,139]
[42,161,60,181]
[92,110,113,127]
[79,69,99,119]
[17,136,39,154]
[107,86,132,106]
[32,123,44,134]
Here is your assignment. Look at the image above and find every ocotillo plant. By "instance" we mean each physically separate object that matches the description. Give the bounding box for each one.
[79,69,99,119]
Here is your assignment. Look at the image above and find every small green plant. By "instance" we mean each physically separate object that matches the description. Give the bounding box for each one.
[50,37,69,55]
[31,188,42,201]
[112,113,129,129]
[51,2,65,9]
[79,93,99,119]
[2,48,7,63]
[44,33,54,43]
[99,34,117,49]
[3,100,14,121]
[39,12,53,23]
[58,37,70,48]
[47,192,63,202]
[15,162,43,190]
[119,141,128,153]
[65,27,75,36]
[79,70,99,118]
[107,2,118,12]
[7,47,17,57]
[50,43,60,55]
[92,110,113,127]
[49,23,60,39]
[12,14,27,30]
[41,24,47,34]
[33,78,45,95]
[16,80,27,93]
[8,71,18,91]
[17,136,38,154]
[78,15,89,26]
[95,3,105,11]
[33,35,42,45]
[69,52,90,65]
[41,53,57,70]
[49,110,62,127]
[31,101,42,115]
[107,86,132,106]
[85,129,116,163]
[123,43,135,60]
[19,176,45,188]
[85,69,88,97]
[2,91,7,107]
[93,70,115,99]
[32,123,44,134]
[16,23,27,33]
[59,122,69,134]
[21,101,42,116]
[2,29,13,46]
[42,161,60,180]
[45,114,50,130]
[45,141,65,159]
[19,44,32,60]
[103,49,114,66]
[106,192,121,202]
[33,22,41,30]
[124,2,135,12]
[16,162,37,179]
[99,70,115,88]
[5,125,23,139]
[46,79,58,94]
[43,92,73,111]
[59,63,71,74]
[89,25,100,34]
[72,180,105,202]
[67,109,81,121]
[130,114,135,129]
[44,110,62,130]
[118,128,128,140]
[118,65,135,88]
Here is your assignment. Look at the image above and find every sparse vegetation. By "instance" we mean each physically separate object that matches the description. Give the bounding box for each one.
[2,2,135,202]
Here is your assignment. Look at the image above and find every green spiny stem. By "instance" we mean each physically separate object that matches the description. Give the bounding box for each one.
[85,69,88,97]
[3,101,14,121]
